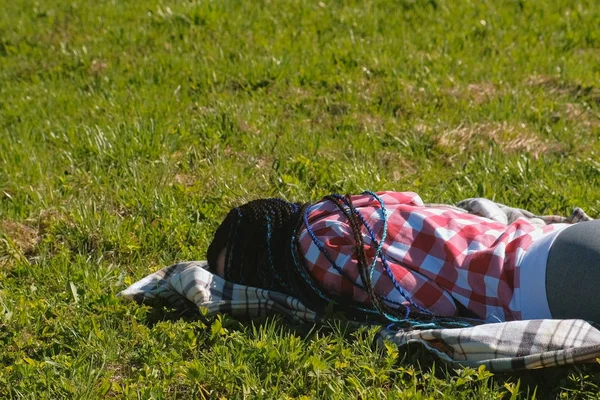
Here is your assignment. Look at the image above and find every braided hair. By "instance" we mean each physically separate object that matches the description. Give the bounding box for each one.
[207,197,371,313]
[207,195,451,324]
[207,198,310,294]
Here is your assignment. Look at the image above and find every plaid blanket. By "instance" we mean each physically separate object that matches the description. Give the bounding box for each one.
[119,199,599,372]
[121,261,319,323]
[119,261,600,372]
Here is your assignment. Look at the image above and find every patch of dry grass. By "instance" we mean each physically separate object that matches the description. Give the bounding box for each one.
[435,122,561,158]
[563,103,600,129]
[0,220,39,256]
[527,75,600,104]
[446,82,498,104]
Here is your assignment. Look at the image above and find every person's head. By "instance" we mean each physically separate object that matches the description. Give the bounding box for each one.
[207,198,306,291]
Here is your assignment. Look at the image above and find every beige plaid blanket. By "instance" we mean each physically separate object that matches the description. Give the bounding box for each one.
[120,199,599,372]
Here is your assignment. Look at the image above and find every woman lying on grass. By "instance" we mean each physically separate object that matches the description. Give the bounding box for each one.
[207,191,599,324]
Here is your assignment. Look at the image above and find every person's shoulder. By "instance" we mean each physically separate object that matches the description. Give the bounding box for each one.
[374,191,424,206]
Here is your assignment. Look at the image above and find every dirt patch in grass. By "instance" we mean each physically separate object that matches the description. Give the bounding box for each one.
[436,122,561,158]
[377,151,417,182]
[527,75,600,104]
[237,118,261,135]
[89,59,109,75]
[0,220,40,256]
[172,173,196,187]
[37,209,73,235]
[563,103,600,129]
[1,209,75,259]
[354,113,388,132]
[466,82,497,103]
[446,82,498,104]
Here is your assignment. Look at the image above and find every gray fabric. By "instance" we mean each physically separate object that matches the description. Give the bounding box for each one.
[455,198,592,226]
[546,220,600,322]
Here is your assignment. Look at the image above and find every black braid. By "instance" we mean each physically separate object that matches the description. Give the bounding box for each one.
[207,198,309,293]
[326,195,409,319]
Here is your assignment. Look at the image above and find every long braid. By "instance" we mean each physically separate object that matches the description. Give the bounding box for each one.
[340,196,382,309]
[288,202,385,316]
[323,195,380,305]
[328,195,410,320]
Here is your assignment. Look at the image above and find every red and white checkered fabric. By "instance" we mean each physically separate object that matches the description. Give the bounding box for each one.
[296,191,561,321]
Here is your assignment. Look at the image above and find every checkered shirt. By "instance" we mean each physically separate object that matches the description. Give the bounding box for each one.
[296,191,565,321]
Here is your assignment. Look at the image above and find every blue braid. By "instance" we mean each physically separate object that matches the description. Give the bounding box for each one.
[329,193,409,322]
[364,191,387,281]
[302,195,405,320]
[331,192,432,316]
[326,193,405,321]
[289,221,335,305]
[329,193,385,280]
[303,191,448,323]
[301,202,404,308]
[328,193,410,319]
[291,206,383,316]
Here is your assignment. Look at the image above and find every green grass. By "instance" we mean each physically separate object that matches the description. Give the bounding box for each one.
[1,0,600,397]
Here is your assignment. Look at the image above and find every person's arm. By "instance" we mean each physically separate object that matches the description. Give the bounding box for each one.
[297,191,459,317]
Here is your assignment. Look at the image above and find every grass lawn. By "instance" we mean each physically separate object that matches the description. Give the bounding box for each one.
[1,0,600,397]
